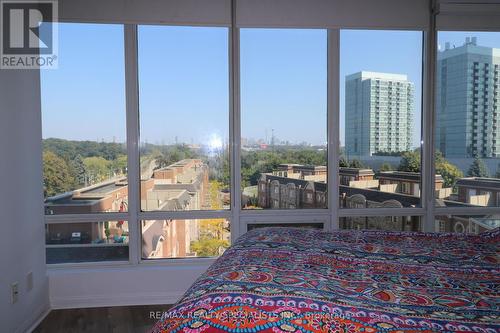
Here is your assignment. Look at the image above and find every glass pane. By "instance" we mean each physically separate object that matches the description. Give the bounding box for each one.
[141,219,230,259]
[41,23,127,215]
[46,221,129,264]
[240,29,327,210]
[340,30,423,209]
[435,215,499,234]
[340,216,421,232]
[435,32,500,207]
[138,26,229,212]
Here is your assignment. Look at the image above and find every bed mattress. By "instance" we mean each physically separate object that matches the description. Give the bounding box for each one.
[151,227,499,333]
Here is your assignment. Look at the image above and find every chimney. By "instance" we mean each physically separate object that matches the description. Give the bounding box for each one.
[465,37,471,45]
[471,37,477,46]
[445,42,450,50]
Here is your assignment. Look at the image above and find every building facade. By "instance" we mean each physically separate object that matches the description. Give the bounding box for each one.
[345,71,414,157]
[436,37,500,158]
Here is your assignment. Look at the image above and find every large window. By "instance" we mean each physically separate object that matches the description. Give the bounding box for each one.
[434,31,500,208]
[39,18,500,264]
[138,26,230,212]
[340,30,423,210]
[240,28,327,210]
[41,23,127,215]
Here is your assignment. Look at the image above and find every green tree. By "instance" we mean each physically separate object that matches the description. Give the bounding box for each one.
[379,162,393,172]
[83,156,112,183]
[398,150,421,172]
[467,158,490,178]
[339,157,349,167]
[43,151,75,197]
[70,154,87,186]
[398,150,463,188]
[112,154,128,175]
[349,159,364,168]
[435,152,463,188]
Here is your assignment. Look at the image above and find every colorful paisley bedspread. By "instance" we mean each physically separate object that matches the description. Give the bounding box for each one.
[151,227,500,333]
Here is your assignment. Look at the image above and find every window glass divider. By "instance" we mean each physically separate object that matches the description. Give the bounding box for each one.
[328,28,341,231]
[422,7,438,232]
[435,206,500,216]
[124,23,141,265]
[230,0,243,242]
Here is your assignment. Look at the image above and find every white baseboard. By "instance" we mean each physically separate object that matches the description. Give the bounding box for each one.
[50,291,182,310]
[19,300,51,333]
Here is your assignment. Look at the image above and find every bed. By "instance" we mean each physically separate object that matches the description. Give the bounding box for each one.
[151,227,499,333]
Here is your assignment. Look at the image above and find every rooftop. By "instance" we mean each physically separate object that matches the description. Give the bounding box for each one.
[346,71,408,82]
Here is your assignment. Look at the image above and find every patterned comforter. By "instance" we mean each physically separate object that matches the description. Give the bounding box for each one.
[151,227,500,333]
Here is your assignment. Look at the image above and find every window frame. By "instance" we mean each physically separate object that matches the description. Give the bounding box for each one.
[43,1,500,268]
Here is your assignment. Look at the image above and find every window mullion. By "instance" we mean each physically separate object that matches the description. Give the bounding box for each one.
[230,0,242,241]
[422,7,438,232]
[328,29,341,231]
[124,24,141,264]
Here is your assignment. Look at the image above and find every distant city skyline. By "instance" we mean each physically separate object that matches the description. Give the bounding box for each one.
[41,24,499,150]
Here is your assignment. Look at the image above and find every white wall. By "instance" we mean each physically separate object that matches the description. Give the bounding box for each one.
[48,261,213,309]
[0,69,49,332]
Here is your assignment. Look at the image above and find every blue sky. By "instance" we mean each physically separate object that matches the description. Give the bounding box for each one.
[41,24,499,148]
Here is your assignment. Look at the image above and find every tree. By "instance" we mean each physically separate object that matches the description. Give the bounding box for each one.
[70,154,87,186]
[435,152,463,188]
[349,159,364,168]
[398,150,463,188]
[398,150,421,172]
[112,154,128,175]
[339,157,349,167]
[191,237,230,257]
[379,162,393,172]
[83,156,112,183]
[467,158,490,178]
[43,151,75,197]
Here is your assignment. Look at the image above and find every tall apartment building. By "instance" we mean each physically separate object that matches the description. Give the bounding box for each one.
[436,37,500,158]
[345,71,414,157]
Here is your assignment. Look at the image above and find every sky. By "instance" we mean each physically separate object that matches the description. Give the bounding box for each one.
[41,24,499,148]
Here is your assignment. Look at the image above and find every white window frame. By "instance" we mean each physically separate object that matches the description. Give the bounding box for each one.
[44,0,500,268]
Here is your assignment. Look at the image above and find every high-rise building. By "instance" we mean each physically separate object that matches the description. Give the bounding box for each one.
[436,37,500,158]
[345,71,414,157]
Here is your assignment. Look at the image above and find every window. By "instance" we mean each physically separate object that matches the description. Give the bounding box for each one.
[41,23,127,215]
[240,29,327,210]
[435,215,499,234]
[340,216,421,232]
[46,221,129,264]
[38,11,500,265]
[340,30,423,209]
[141,219,230,259]
[138,26,230,212]
[435,32,500,208]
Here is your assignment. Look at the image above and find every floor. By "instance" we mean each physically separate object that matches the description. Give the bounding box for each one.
[33,304,172,333]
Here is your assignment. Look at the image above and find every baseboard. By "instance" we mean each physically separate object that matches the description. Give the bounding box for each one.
[50,291,182,310]
[18,300,51,333]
